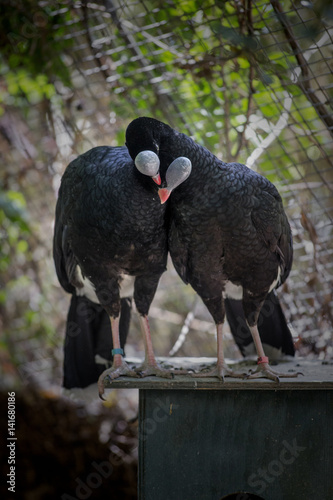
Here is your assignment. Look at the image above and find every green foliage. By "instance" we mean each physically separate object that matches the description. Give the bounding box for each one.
[0,0,72,81]
[0,190,30,272]
[1,0,332,379]
[102,0,328,171]
[0,186,56,371]
[0,0,73,113]
[3,71,55,106]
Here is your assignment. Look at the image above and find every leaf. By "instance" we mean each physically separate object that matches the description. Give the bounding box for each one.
[0,191,30,231]
[17,239,28,253]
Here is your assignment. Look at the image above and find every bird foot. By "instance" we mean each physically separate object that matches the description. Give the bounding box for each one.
[134,360,173,379]
[98,359,139,399]
[191,363,245,381]
[246,362,303,382]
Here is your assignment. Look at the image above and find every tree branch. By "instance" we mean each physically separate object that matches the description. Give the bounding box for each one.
[270,0,333,138]
[233,0,255,159]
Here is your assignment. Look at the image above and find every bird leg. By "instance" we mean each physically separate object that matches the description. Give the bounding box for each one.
[246,323,301,381]
[134,315,173,378]
[192,323,244,380]
[98,316,138,398]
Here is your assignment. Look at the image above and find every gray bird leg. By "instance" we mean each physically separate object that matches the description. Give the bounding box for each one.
[192,323,244,380]
[246,324,301,381]
[134,315,173,378]
[98,315,138,398]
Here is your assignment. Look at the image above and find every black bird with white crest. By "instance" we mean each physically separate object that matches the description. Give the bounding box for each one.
[126,117,298,381]
[53,137,190,398]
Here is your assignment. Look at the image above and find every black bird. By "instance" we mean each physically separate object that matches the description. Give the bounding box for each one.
[126,117,298,381]
[53,141,190,396]
[59,293,132,390]
[224,291,295,359]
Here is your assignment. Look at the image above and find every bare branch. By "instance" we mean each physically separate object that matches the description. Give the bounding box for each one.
[233,0,255,159]
[270,0,333,138]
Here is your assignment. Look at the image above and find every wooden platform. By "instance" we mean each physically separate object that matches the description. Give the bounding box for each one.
[103,357,333,390]
[103,359,333,500]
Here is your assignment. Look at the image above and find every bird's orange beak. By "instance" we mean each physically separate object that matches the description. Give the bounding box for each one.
[152,173,161,185]
[158,188,171,204]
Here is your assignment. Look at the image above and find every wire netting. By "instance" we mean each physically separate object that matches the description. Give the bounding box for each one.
[1,0,332,387]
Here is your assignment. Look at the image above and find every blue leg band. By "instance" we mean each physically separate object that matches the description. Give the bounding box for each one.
[112,348,124,356]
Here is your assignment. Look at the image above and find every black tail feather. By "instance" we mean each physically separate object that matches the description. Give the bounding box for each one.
[63,295,132,389]
[225,291,295,359]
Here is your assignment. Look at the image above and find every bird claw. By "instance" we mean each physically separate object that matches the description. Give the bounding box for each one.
[134,361,173,379]
[98,360,139,399]
[246,362,303,382]
[191,364,244,381]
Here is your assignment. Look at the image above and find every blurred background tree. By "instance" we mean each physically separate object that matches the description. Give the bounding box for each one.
[1,0,332,391]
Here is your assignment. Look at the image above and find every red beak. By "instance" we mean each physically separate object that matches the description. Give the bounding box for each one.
[158,188,171,204]
[152,173,161,185]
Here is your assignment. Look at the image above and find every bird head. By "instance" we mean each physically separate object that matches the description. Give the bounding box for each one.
[126,117,163,158]
[126,117,174,186]
[158,157,192,204]
[134,150,161,185]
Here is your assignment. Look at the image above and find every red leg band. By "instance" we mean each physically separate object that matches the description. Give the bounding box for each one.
[257,356,269,365]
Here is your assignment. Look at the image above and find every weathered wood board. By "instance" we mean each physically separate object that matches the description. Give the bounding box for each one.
[103,359,333,500]
[104,358,333,390]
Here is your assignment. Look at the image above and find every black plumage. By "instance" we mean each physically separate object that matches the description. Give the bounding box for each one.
[54,186,132,390]
[224,292,295,359]
[126,117,297,381]
[62,294,131,389]
[53,144,174,396]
